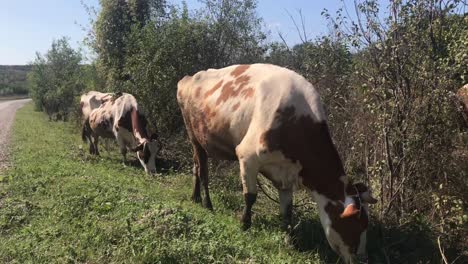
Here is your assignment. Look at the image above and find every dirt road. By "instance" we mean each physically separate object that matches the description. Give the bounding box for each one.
[0,99,31,171]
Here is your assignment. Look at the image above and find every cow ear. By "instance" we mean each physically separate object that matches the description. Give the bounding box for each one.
[361,192,378,204]
[131,143,144,152]
[355,183,378,204]
[340,204,360,218]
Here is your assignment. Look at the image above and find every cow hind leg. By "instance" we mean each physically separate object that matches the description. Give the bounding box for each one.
[92,135,100,156]
[89,141,96,155]
[237,154,259,230]
[193,143,212,209]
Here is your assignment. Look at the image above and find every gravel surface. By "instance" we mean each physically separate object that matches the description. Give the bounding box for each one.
[0,99,31,172]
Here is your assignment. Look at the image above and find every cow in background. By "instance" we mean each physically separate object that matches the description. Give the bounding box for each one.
[177,64,377,263]
[80,91,114,153]
[85,93,160,174]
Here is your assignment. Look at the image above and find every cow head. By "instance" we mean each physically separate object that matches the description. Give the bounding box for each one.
[314,183,377,263]
[132,135,161,174]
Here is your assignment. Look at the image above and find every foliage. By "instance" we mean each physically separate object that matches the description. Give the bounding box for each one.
[322,0,467,255]
[87,0,267,163]
[92,0,132,89]
[20,0,467,261]
[3,103,464,263]
[0,66,31,96]
[28,37,84,120]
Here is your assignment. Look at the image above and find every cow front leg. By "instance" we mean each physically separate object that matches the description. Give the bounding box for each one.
[238,157,258,230]
[88,137,96,154]
[120,147,127,165]
[116,135,127,165]
[279,189,293,231]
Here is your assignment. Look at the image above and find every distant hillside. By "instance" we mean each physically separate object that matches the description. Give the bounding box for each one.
[0,65,32,96]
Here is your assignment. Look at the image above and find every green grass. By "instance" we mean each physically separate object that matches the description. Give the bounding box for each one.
[1,103,463,263]
[0,103,328,263]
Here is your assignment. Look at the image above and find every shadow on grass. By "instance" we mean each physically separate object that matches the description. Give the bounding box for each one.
[253,210,456,264]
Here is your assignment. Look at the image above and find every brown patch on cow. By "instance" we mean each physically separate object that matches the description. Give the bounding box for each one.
[118,110,132,132]
[203,105,217,121]
[235,75,251,91]
[216,76,254,105]
[232,103,240,111]
[235,74,250,85]
[131,108,149,139]
[230,65,250,78]
[216,81,236,106]
[240,88,254,99]
[204,80,224,98]
[195,86,202,98]
[182,100,237,161]
[456,84,468,116]
[260,106,345,201]
[325,202,368,254]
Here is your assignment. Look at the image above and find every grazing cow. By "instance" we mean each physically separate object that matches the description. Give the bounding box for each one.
[80,91,114,153]
[177,64,377,263]
[85,93,160,174]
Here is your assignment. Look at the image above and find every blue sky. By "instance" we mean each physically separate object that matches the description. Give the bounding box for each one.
[0,0,390,65]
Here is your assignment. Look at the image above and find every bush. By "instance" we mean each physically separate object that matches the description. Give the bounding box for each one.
[28,37,85,121]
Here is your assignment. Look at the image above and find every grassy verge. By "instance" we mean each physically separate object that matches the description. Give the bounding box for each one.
[0,103,328,263]
[1,103,462,263]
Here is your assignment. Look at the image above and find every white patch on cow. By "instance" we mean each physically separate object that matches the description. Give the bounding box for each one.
[311,190,354,263]
[344,195,355,207]
[80,91,113,122]
[257,150,302,191]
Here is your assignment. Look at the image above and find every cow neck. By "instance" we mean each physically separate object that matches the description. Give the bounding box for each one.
[130,107,149,144]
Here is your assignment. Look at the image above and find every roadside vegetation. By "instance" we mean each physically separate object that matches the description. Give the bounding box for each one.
[0,65,31,96]
[1,100,464,263]
[17,0,468,262]
[0,104,326,263]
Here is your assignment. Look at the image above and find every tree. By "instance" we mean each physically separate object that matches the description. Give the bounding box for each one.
[200,0,266,67]
[324,0,467,256]
[28,37,84,120]
[93,0,131,89]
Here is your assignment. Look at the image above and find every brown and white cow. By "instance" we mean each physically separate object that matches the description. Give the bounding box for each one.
[177,64,377,263]
[80,91,113,122]
[80,91,115,153]
[85,93,160,174]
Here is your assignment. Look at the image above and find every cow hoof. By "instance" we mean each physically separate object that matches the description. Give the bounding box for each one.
[202,198,213,210]
[191,195,202,204]
[241,221,251,231]
[241,214,252,231]
[281,222,292,232]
